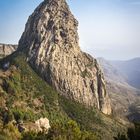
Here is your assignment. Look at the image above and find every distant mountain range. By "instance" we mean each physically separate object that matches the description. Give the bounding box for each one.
[97,57,127,84]
[98,57,140,122]
[110,58,140,89]
[98,57,140,89]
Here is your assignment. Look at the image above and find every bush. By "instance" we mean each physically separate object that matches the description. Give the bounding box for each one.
[21,131,38,140]
[114,123,140,140]
[59,96,103,130]
[0,122,21,140]
[46,120,99,140]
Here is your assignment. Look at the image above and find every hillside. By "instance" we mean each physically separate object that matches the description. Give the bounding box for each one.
[0,0,139,139]
[98,58,140,122]
[110,58,140,89]
[0,52,127,140]
[17,0,112,115]
[97,58,127,84]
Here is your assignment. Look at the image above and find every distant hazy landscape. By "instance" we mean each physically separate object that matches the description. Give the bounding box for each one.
[98,57,140,122]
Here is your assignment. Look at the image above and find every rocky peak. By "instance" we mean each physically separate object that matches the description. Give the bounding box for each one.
[19,0,79,53]
[18,0,111,115]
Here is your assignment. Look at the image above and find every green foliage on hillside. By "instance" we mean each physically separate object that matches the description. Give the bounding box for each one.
[114,122,140,140]
[0,122,21,140]
[0,53,100,139]
[59,96,103,130]
[0,52,68,124]
[0,52,127,140]
[21,120,99,140]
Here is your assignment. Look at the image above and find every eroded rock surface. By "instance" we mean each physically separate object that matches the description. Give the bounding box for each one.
[18,0,111,114]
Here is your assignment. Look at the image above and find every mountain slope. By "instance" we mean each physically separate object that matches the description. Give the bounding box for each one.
[98,58,140,122]
[0,0,130,139]
[110,58,140,89]
[18,0,111,114]
[0,53,127,140]
[97,57,127,84]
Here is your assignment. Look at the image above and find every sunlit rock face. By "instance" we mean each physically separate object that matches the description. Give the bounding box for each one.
[18,0,111,115]
[0,44,17,58]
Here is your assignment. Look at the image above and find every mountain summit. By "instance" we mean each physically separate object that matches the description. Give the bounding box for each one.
[18,0,111,114]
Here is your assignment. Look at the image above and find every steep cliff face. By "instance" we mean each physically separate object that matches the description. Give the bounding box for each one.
[18,0,111,114]
[0,44,17,58]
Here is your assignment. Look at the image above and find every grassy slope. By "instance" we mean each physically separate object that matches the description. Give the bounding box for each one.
[0,52,127,140]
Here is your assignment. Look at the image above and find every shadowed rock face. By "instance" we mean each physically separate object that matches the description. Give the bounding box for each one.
[0,44,17,58]
[18,0,111,114]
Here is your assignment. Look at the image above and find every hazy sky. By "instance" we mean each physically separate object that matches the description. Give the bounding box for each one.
[0,0,140,60]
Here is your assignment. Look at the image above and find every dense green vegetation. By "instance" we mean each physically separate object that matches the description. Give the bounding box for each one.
[0,52,128,140]
[0,52,68,124]
[59,96,103,130]
[114,123,140,140]
[0,120,99,140]
[21,120,99,140]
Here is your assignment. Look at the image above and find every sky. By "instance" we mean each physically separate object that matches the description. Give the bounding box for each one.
[0,0,140,60]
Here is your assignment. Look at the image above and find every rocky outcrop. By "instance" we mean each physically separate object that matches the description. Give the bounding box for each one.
[0,44,17,58]
[18,0,111,114]
[35,118,50,133]
[18,118,50,133]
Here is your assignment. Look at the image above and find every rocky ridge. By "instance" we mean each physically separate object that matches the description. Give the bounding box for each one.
[0,44,17,58]
[18,0,111,114]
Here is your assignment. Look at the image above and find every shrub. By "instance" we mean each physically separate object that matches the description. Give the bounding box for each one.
[0,122,21,140]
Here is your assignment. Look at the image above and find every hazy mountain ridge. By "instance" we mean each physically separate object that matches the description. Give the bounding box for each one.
[97,57,127,84]
[98,57,140,122]
[110,58,140,89]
